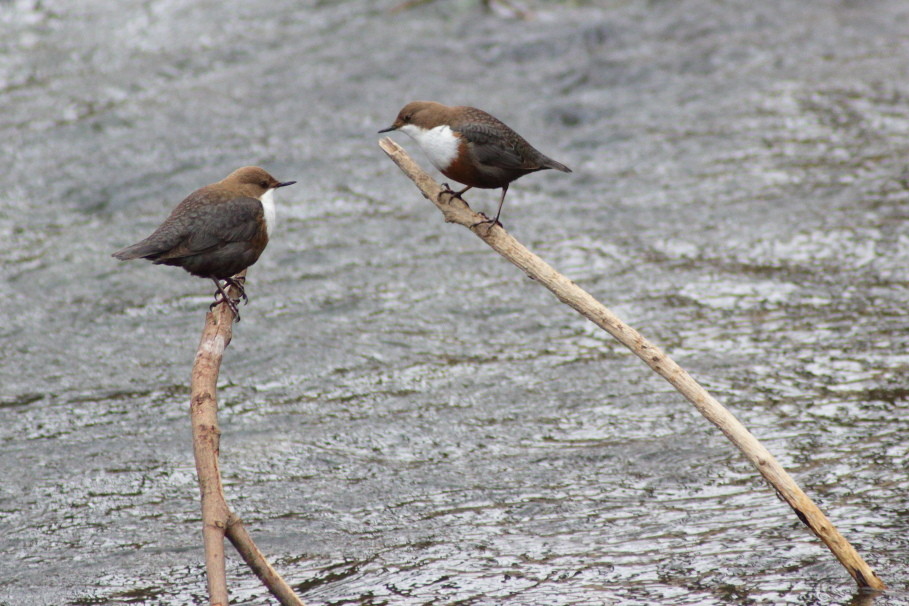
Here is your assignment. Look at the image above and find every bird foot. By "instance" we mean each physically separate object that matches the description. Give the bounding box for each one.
[470,213,502,233]
[210,278,247,322]
[439,183,468,203]
[223,277,249,305]
[211,293,242,321]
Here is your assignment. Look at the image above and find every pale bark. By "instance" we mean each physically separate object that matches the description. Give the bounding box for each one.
[378,136,886,591]
[190,276,308,605]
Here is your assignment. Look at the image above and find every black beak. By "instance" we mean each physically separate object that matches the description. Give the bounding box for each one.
[276,181,297,189]
[377,125,397,133]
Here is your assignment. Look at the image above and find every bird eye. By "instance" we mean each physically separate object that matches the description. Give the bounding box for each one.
[403,114,412,122]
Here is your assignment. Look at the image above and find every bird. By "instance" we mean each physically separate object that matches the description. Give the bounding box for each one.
[112,166,296,320]
[379,101,571,227]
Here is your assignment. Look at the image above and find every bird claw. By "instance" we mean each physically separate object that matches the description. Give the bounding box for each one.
[438,183,459,202]
[210,293,242,322]
[439,183,470,203]
[210,278,247,322]
[470,213,502,233]
[224,277,249,305]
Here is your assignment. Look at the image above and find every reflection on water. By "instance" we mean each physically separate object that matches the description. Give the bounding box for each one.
[1,0,908,604]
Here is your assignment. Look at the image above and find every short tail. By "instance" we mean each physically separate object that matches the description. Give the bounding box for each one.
[543,156,572,173]
[112,240,163,261]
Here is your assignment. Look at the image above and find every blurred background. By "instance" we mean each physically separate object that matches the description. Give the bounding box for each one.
[1,0,907,604]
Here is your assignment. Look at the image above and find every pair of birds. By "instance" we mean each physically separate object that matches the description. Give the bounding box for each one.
[113,101,572,319]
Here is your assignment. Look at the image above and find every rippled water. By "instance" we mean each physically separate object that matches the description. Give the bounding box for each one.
[1,0,908,604]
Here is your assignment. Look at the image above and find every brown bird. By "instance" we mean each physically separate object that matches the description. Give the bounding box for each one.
[379,101,571,226]
[112,166,296,319]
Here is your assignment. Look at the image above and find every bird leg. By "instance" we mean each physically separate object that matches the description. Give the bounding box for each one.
[470,185,507,232]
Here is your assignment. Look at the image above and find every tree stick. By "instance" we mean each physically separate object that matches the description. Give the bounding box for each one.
[190,275,308,606]
[378,136,886,591]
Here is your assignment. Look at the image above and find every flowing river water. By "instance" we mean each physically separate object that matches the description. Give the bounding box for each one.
[1,1,907,604]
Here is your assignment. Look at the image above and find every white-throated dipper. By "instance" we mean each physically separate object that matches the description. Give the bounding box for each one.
[112,166,295,319]
[379,101,571,227]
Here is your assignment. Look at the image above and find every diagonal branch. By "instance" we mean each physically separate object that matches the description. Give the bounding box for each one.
[190,274,308,606]
[378,136,886,591]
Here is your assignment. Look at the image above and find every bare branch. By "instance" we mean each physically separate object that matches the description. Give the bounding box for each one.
[379,136,886,591]
[190,275,308,605]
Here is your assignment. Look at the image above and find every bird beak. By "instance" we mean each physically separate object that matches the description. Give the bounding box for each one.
[275,181,297,189]
[377,125,397,133]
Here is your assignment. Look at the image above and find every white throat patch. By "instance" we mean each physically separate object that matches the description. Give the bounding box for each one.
[260,188,276,235]
[400,123,460,171]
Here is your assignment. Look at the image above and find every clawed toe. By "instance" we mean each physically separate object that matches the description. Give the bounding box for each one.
[210,294,242,321]
[470,214,502,233]
[210,278,246,321]
[224,277,249,306]
[438,184,459,202]
[438,184,471,203]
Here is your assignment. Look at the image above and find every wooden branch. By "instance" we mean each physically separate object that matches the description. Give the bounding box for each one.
[190,275,308,606]
[378,136,886,591]
[226,518,305,605]
[191,303,232,605]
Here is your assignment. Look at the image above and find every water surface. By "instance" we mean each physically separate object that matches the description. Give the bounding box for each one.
[1,1,907,604]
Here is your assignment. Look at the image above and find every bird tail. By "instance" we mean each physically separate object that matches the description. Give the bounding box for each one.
[543,156,572,173]
[112,239,165,261]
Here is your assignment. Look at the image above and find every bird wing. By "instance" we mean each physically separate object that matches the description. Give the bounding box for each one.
[153,195,263,261]
[457,122,529,171]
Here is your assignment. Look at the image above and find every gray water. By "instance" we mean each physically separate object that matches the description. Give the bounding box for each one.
[1,0,907,604]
